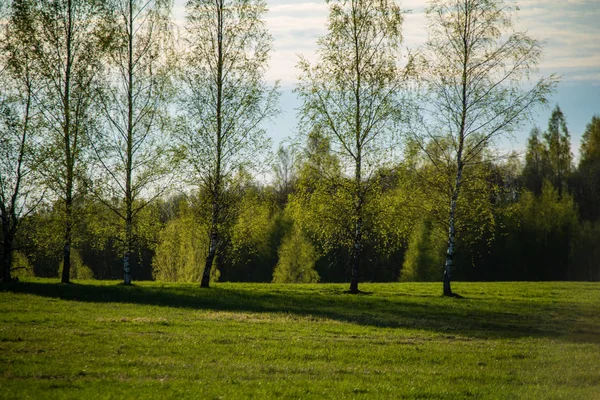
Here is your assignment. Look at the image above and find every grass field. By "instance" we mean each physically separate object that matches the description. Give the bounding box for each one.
[1,280,599,399]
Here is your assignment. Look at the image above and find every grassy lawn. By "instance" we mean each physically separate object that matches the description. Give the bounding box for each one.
[1,280,599,399]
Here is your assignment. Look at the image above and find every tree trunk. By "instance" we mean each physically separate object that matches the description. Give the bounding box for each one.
[349,149,363,294]
[61,0,73,285]
[62,196,72,283]
[349,10,362,294]
[2,76,31,284]
[443,209,455,297]
[443,165,463,297]
[123,219,132,285]
[123,0,134,286]
[201,230,217,288]
[2,236,12,282]
[442,2,471,297]
[349,217,362,294]
[200,0,223,289]
[201,193,220,288]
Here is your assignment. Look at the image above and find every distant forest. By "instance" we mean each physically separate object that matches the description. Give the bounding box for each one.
[1,0,599,290]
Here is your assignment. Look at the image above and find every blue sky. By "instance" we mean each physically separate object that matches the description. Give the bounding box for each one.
[173,0,600,161]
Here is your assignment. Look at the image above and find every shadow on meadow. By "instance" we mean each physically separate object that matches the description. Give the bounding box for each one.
[3,281,598,344]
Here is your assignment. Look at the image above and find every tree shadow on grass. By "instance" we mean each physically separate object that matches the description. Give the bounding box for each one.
[2,280,598,344]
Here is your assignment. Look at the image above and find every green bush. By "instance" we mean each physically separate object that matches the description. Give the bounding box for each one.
[272,229,319,283]
[152,204,218,283]
[11,251,35,279]
[400,219,445,282]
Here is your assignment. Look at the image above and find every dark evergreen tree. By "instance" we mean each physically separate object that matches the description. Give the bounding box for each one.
[543,105,572,194]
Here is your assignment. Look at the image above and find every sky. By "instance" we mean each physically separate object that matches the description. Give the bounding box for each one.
[172,0,600,161]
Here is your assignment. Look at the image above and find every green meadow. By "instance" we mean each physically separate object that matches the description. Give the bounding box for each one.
[1,280,599,399]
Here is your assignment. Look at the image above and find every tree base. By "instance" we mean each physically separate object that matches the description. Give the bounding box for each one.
[443,291,464,299]
[345,289,372,295]
[200,280,210,288]
[443,274,452,297]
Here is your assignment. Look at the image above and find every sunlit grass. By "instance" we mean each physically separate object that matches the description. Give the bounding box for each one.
[1,280,599,399]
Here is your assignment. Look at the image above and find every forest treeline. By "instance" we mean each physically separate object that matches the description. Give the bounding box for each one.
[11,110,600,285]
[1,0,599,291]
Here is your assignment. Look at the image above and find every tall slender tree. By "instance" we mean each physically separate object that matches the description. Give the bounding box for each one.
[19,0,111,283]
[296,0,406,293]
[273,144,296,206]
[414,0,557,296]
[93,0,175,285]
[0,0,42,281]
[522,127,547,195]
[180,0,279,288]
[572,115,600,223]
[580,115,600,168]
[543,105,572,194]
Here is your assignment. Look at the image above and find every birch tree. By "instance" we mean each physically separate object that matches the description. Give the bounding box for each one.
[0,1,42,281]
[413,0,557,296]
[180,0,279,288]
[296,0,405,293]
[93,0,174,285]
[12,0,112,283]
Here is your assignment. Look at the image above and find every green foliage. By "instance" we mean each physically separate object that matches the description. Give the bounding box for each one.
[415,0,558,293]
[179,0,279,287]
[152,201,212,283]
[285,164,413,283]
[230,191,274,267]
[513,182,579,280]
[296,0,406,291]
[401,138,500,276]
[93,0,176,284]
[178,0,279,186]
[523,107,573,195]
[287,173,352,254]
[11,250,34,279]
[519,181,579,238]
[57,249,94,280]
[296,0,405,171]
[570,220,600,281]
[272,228,319,283]
[522,127,548,195]
[272,144,296,206]
[9,0,114,283]
[283,136,351,257]
[401,219,444,282]
[152,188,281,284]
[580,115,600,166]
[18,204,63,277]
[0,0,43,281]
[17,197,160,280]
[0,0,596,286]
[225,189,278,281]
[574,114,600,222]
[543,105,572,192]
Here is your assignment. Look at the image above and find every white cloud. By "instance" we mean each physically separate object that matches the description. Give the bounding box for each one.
[269,2,328,13]
[172,0,599,87]
[169,0,599,147]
